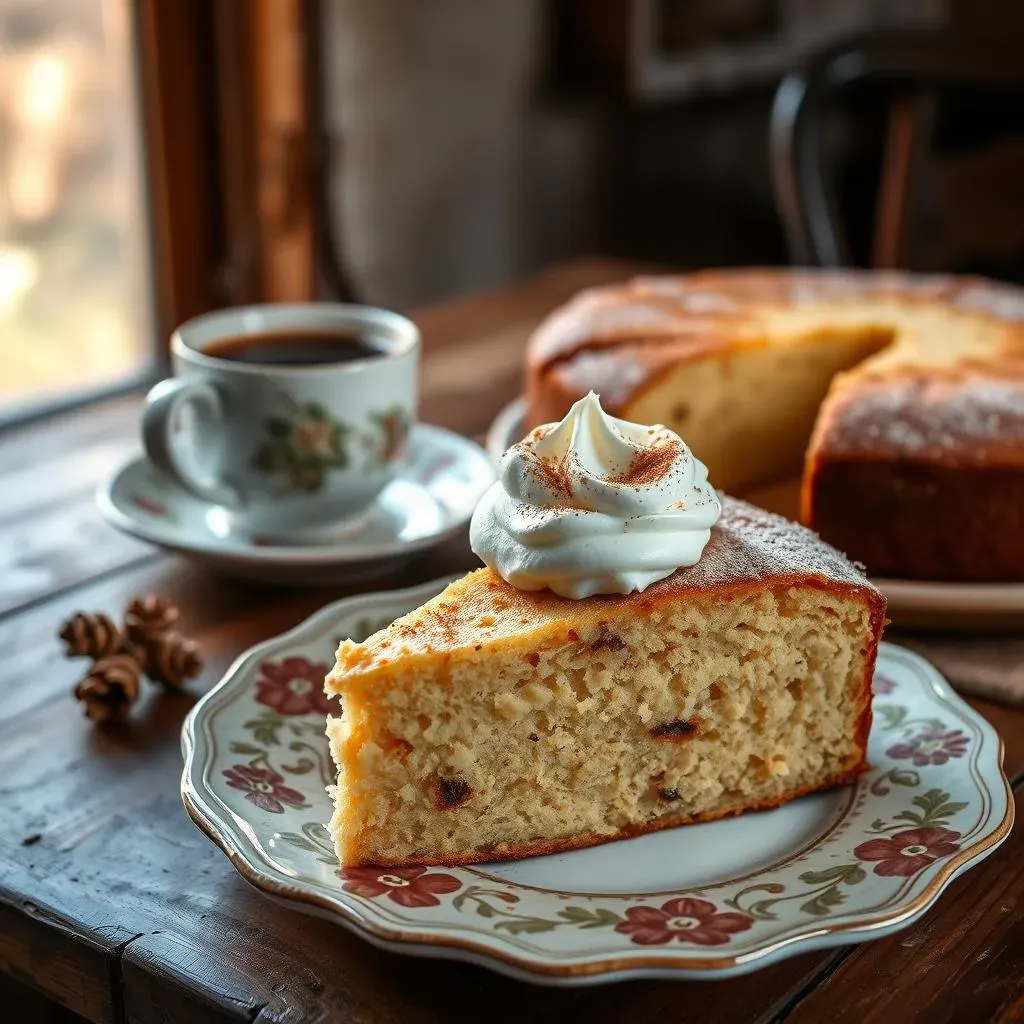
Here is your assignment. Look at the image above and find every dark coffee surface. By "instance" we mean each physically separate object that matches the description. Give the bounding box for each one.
[204,330,384,366]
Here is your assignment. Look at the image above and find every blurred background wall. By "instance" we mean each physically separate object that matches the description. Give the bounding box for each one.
[318,0,1024,308]
[321,0,543,309]
[2,0,1023,416]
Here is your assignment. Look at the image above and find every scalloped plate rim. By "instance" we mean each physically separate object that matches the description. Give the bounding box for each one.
[181,577,1013,985]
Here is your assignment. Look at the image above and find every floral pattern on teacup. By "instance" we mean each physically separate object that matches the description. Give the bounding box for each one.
[252,401,413,493]
[364,405,411,466]
[252,402,350,493]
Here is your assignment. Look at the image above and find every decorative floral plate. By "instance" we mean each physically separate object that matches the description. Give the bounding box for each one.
[182,576,1013,984]
[98,425,495,585]
[487,397,1024,628]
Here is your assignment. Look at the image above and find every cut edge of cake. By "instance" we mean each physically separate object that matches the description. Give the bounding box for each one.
[325,498,886,868]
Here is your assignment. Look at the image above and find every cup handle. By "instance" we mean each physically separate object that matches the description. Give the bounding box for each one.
[142,378,241,508]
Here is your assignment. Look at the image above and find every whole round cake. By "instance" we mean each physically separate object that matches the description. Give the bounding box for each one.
[525,268,1024,581]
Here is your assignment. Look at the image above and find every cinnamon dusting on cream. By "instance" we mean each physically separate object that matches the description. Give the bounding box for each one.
[608,438,683,487]
[521,446,577,502]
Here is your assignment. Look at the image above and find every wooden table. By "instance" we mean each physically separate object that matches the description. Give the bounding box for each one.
[2,258,1022,1024]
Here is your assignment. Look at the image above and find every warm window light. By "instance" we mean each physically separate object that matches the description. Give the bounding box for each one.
[0,4,151,415]
[15,52,71,127]
[0,247,39,317]
[8,143,60,222]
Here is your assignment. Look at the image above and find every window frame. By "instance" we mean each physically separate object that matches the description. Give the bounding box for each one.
[1,0,323,429]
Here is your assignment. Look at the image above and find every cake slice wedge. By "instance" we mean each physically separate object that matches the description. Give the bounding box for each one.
[326,497,885,867]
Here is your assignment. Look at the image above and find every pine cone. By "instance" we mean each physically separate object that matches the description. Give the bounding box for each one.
[124,595,179,645]
[58,612,124,659]
[74,655,141,722]
[140,632,203,689]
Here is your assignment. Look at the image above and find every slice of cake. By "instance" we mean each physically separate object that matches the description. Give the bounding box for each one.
[326,496,885,867]
[327,394,885,866]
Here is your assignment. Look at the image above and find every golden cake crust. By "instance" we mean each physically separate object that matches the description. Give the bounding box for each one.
[336,497,886,677]
[527,268,1024,462]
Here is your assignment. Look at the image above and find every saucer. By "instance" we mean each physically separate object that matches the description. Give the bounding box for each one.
[182,575,1012,985]
[97,425,495,585]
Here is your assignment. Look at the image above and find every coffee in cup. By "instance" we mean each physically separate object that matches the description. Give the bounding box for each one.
[141,303,419,540]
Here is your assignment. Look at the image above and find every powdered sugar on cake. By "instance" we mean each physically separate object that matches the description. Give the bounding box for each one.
[820,373,1024,462]
[526,270,1024,465]
[658,496,882,595]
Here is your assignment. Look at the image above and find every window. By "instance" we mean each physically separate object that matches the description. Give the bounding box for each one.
[0,0,155,420]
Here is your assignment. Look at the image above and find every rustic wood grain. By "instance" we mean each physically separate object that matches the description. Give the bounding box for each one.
[3,538,1020,1024]
[1,258,1021,1024]
[0,896,134,1024]
[0,398,152,617]
[414,257,659,436]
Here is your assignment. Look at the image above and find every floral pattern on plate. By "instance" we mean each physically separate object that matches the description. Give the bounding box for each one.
[181,577,1013,983]
[363,405,411,467]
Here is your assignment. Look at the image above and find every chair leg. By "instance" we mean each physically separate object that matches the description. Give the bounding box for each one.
[770,72,815,266]
[872,93,923,269]
[771,69,849,267]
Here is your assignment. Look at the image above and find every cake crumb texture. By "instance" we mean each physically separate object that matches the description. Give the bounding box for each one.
[326,498,883,867]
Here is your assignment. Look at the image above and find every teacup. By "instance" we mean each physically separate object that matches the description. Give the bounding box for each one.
[142,303,419,540]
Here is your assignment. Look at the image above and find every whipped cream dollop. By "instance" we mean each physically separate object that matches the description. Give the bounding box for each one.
[470,392,721,599]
